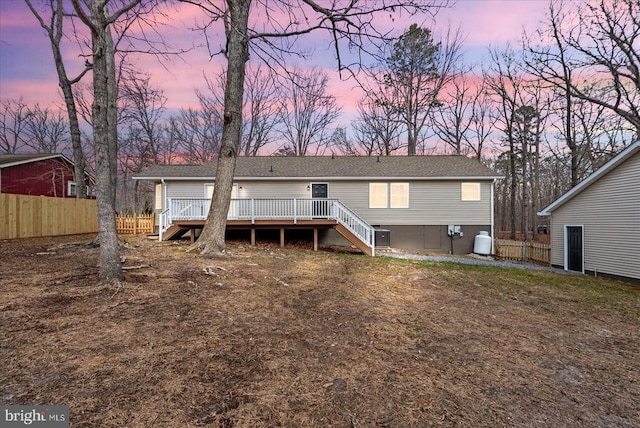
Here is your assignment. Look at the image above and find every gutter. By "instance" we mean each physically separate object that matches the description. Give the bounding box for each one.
[134,175,505,182]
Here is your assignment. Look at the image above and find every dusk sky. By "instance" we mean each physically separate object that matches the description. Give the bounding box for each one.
[0,0,550,122]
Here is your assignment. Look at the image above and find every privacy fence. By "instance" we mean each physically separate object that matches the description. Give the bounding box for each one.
[0,193,98,239]
[494,239,550,265]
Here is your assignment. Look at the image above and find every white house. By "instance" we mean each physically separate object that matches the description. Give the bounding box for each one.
[134,156,501,256]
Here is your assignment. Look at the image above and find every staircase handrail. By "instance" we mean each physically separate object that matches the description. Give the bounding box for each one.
[158,207,170,241]
[331,200,376,256]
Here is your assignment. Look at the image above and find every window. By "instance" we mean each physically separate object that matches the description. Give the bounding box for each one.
[369,182,409,208]
[67,181,76,197]
[369,183,388,208]
[461,183,481,201]
[155,183,163,210]
[390,183,409,208]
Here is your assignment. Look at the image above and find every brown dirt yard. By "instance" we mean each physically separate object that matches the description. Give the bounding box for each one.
[1,234,639,427]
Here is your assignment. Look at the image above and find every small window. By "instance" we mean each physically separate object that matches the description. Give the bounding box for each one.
[390,183,409,208]
[67,181,76,197]
[369,183,388,208]
[461,183,481,201]
[155,183,162,209]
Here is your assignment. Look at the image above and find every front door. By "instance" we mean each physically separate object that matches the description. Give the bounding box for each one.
[566,226,583,272]
[311,183,328,218]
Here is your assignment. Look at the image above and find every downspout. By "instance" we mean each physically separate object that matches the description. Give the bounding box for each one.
[491,179,496,255]
[161,179,167,211]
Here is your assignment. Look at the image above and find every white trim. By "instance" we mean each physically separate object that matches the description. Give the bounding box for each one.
[564,224,585,273]
[539,141,640,216]
[67,181,77,197]
[461,182,481,201]
[0,154,66,169]
[133,175,503,182]
[310,182,329,198]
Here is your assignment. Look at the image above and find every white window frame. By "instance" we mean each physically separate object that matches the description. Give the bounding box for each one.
[390,182,409,208]
[461,182,481,201]
[67,181,76,197]
[369,183,388,208]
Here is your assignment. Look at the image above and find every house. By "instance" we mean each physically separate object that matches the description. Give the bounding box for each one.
[538,141,640,284]
[134,156,501,256]
[0,153,93,198]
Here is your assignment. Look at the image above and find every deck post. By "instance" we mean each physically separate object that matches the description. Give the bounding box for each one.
[190,228,196,243]
[293,199,297,224]
[280,228,285,248]
[251,228,256,246]
[313,228,318,251]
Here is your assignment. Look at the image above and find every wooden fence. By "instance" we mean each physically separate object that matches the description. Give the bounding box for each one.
[0,193,98,239]
[115,213,155,235]
[494,239,551,265]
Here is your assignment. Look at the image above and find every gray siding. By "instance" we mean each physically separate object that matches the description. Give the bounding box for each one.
[323,180,492,225]
[160,179,493,226]
[549,151,640,280]
[166,180,212,198]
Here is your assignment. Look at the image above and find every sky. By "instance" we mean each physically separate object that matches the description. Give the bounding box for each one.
[0,0,550,125]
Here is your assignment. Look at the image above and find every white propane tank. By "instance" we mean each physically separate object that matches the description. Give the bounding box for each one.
[473,231,492,255]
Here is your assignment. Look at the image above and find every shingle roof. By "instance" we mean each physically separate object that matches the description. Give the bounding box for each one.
[134,156,501,180]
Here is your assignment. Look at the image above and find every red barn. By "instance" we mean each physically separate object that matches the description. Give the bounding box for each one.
[0,154,93,197]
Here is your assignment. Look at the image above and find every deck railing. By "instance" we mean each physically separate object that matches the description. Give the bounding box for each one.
[168,197,338,222]
[163,197,376,254]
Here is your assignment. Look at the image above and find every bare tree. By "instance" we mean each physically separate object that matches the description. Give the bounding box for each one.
[352,96,403,156]
[24,104,70,154]
[432,72,498,160]
[0,99,33,154]
[375,24,463,155]
[70,0,145,284]
[525,0,640,141]
[467,76,498,160]
[120,70,167,164]
[241,66,282,156]
[170,106,222,163]
[24,0,92,198]
[198,67,281,157]
[485,46,527,240]
[277,68,341,156]
[329,126,359,156]
[431,73,474,156]
[183,0,448,255]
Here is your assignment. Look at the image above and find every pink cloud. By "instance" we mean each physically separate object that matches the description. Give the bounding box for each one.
[1,0,546,128]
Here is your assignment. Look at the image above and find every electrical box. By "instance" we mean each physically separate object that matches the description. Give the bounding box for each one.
[375,229,391,247]
[447,225,463,237]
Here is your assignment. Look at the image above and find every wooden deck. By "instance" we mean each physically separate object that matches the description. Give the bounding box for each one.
[161,218,373,254]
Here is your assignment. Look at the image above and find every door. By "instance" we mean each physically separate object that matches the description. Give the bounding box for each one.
[205,184,239,219]
[566,226,583,272]
[311,183,328,218]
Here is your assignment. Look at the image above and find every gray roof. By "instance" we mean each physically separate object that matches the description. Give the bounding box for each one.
[134,156,501,181]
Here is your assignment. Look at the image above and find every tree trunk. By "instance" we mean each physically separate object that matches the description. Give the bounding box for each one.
[189,0,250,255]
[91,2,123,283]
